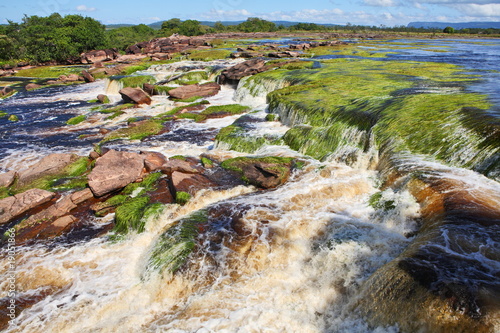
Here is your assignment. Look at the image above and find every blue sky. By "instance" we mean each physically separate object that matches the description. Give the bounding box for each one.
[1,0,499,26]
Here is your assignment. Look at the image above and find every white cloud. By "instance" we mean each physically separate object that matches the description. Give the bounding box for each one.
[363,0,397,7]
[76,5,96,12]
[451,3,500,16]
[201,9,253,21]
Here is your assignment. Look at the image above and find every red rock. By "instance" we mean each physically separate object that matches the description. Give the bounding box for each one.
[87,149,145,197]
[218,59,268,84]
[167,82,220,100]
[171,172,216,195]
[0,189,55,224]
[0,170,16,188]
[70,188,94,204]
[25,83,42,91]
[160,158,202,175]
[119,87,152,105]
[81,70,95,83]
[80,49,119,64]
[97,94,109,103]
[17,153,79,189]
[142,151,168,172]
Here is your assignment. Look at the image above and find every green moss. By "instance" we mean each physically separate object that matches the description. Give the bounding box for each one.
[51,176,88,192]
[221,156,295,186]
[155,86,175,95]
[155,101,210,119]
[176,112,206,122]
[114,196,150,234]
[14,65,83,78]
[121,172,162,196]
[201,104,250,116]
[0,110,8,117]
[170,95,203,103]
[265,114,277,121]
[170,155,187,161]
[175,191,191,205]
[66,114,86,125]
[101,119,164,143]
[8,115,19,122]
[368,191,396,211]
[99,103,135,114]
[118,75,155,88]
[171,71,209,85]
[120,64,151,75]
[105,111,125,120]
[146,209,208,275]
[188,49,233,61]
[143,203,165,221]
[215,122,273,153]
[0,186,11,199]
[0,90,16,99]
[201,157,214,168]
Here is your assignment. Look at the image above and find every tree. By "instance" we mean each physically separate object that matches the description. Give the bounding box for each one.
[2,13,107,63]
[106,24,157,51]
[161,18,181,31]
[178,20,203,36]
[237,18,277,32]
[214,21,225,32]
[443,26,454,33]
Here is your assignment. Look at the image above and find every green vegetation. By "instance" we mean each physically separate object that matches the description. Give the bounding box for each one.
[170,71,208,85]
[99,103,135,114]
[368,191,396,211]
[8,115,18,122]
[66,114,86,125]
[175,191,192,205]
[1,13,107,63]
[215,124,269,153]
[114,196,150,233]
[121,172,162,196]
[105,111,125,120]
[117,75,155,88]
[106,24,156,51]
[243,57,497,177]
[146,210,208,275]
[100,119,164,143]
[11,156,90,194]
[0,111,7,118]
[221,156,294,185]
[201,157,214,168]
[14,65,83,78]
[188,49,233,61]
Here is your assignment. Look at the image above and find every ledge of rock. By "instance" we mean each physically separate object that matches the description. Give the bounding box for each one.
[0,189,56,224]
[88,150,145,197]
[119,87,152,105]
[218,59,268,84]
[16,153,79,189]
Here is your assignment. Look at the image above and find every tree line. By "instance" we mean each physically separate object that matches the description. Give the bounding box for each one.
[1,14,499,65]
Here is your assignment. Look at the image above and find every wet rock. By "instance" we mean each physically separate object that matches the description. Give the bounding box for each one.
[97,94,110,104]
[218,59,268,84]
[81,70,95,83]
[1,86,14,96]
[70,188,94,204]
[25,83,41,91]
[37,215,78,239]
[160,158,202,175]
[87,149,145,197]
[142,151,168,172]
[167,82,220,100]
[170,171,217,195]
[0,189,55,224]
[119,87,152,105]
[221,156,294,189]
[16,153,79,189]
[143,83,157,96]
[0,170,17,188]
[268,51,300,58]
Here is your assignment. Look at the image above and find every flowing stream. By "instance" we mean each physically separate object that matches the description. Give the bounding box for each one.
[0,40,499,332]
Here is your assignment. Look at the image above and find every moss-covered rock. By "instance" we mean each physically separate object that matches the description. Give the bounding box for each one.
[66,114,86,125]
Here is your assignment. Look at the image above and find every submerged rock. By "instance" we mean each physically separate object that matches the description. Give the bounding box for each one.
[119,87,152,105]
[0,189,55,224]
[221,156,295,189]
[87,150,145,197]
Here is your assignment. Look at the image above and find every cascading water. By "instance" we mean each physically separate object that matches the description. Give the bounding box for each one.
[1,39,499,332]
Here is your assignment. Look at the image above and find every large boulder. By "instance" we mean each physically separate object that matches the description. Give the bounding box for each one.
[167,82,220,100]
[119,87,152,105]
[16,153,79,189]
[160,158,202,175]
[218,59,268,84]
[141,151,168,172]
[87,150,145,197]
[0,189,55,224]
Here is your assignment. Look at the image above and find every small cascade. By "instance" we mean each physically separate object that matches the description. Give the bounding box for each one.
[104,78,124,95]
[234,76,290,107]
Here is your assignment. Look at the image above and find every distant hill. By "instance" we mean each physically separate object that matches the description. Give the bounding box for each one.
[107,20,338,30]
[408,21,500,30]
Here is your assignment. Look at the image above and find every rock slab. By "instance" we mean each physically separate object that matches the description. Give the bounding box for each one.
[167,82,220,100]
[0,189,55,224]
[88,150,145,197]
[119,87,152,105]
